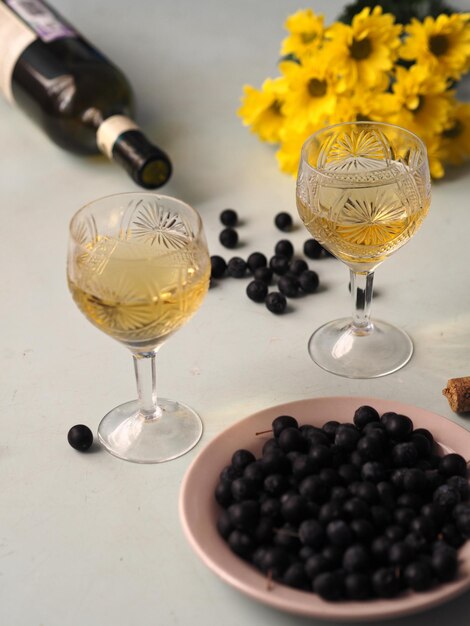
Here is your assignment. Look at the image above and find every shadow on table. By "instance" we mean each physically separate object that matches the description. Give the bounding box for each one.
[241,589,470,626]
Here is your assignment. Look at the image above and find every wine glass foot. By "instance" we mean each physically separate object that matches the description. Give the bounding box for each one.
[308,318,413,379]
[97,399,203,463]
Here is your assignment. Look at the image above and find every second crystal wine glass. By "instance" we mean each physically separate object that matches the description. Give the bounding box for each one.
[67,193,210,462]
[296,122,431,378]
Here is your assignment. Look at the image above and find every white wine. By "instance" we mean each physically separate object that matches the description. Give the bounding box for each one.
[297,182,430,267]
[68,237,210,350]
[298,151,430,270]
[0,0,171,188]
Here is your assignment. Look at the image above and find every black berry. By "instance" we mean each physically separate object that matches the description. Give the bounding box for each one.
[303,238,324,259]
[384,413,413,441]
[269,255,290,275]
[228,500,259,530]
[353,405,380,429]
[274,212,293,231]
[274,239,294,259]
[228,529,254,557]
[272,415,298,437]
[247,252,267,273]
[289,259,308,276]
[220,209,238,227]
[227,257,247,278]
[210,255,227,279]
[219,227,238,248]
[299,270,319,294]
[345,573,373,600]
[299,519,325,549]
[253,266,272,284]
[67,424,93,451]
[404,561,433,591]
[265,292,287,314]
[232,449,256,470]
[432,544,458,582]
[326,520,353,548]
[246,280,268,303]
[313,572,344,601]
[278,275,300,298]
[439,453,468,478]
[372,567,401,598]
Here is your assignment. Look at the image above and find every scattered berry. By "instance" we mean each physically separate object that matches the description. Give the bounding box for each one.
[299,270,319,293]
[246,280,268,303]
[220,208,238,227]
[289,259,308,276]
[274,239,294,259]
[67,424,93,451]
[303,238,324,259]
[246,251,267,273]
[265,292,287,314]
[227,257,247,278]
[219,227,238,249]
[274,212,293,231]
[210,255,227,279]
[253,266,273,284]
[278,275,300,298]
[269,255,290,276]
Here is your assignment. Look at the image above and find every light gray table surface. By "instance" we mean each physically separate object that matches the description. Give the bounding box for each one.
[1,1,470,624]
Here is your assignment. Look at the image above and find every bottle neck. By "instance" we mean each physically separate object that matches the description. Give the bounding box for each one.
[96,114,139,158]
[95,114,172,189]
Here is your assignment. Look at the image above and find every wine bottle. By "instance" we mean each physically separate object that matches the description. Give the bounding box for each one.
[0,0,172,188]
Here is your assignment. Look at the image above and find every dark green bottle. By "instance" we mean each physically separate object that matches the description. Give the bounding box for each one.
[0,0,172,188]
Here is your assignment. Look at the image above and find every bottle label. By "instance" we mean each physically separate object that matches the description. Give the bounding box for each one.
[0,2,35,102]
[0,0,78,102]
[5,0,77,42]
[97,115,139,159]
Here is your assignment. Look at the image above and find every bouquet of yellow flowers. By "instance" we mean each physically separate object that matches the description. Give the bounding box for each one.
[238,5,470,178]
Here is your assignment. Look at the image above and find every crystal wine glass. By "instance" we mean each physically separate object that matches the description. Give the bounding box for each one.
[67,193,210,462]
[296,121,431,378]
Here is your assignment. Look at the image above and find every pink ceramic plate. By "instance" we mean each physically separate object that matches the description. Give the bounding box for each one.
[179,397,470,621]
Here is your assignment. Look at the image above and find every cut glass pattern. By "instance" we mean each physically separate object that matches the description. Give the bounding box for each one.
[121,198,193,249]
[319,128,392,173]
[334,189,406,246]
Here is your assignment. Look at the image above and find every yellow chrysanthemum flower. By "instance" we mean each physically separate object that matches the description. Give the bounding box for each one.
[237,77,287,143]
[280,9,325,61]
[389,65,453,137]
[401,14,470,80]
[441,101,470,165]
[325,6,402,89]
[276,122,321,176]
[423,133,448,178]
[280,56,342,131]
[332,90,398,124]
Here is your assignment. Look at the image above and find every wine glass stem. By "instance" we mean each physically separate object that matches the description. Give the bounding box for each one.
[350,269,374,334]
[133,351,162,421]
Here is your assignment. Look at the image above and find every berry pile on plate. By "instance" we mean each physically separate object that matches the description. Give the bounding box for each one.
[214,406,470,601]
